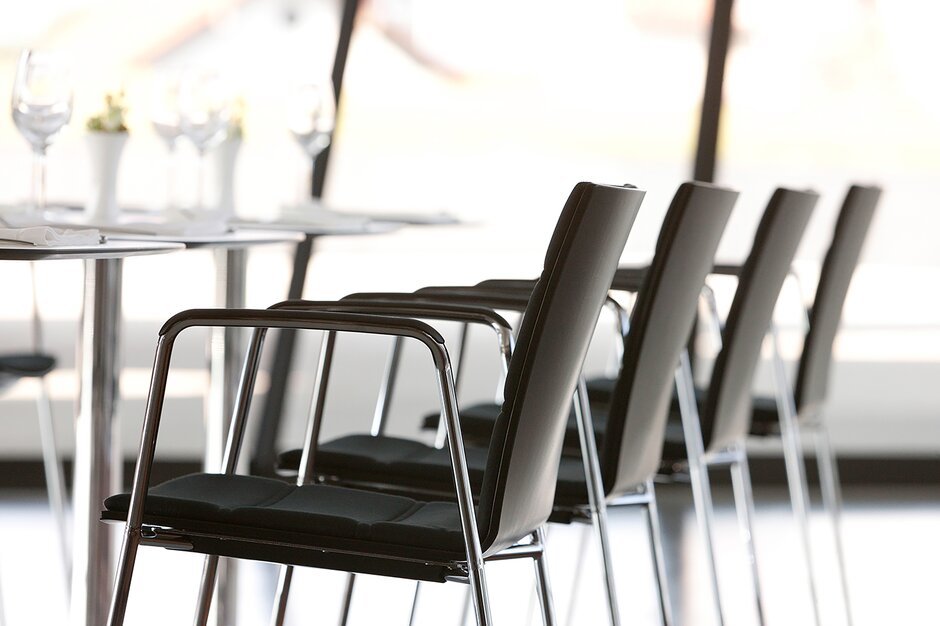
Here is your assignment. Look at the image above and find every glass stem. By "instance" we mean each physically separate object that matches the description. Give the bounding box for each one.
[33,148,47,212]
[197,148,206,211]
[167,141,178,211]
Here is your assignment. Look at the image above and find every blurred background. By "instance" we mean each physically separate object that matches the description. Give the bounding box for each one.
[0,0,937,462]
[0,2,938,623]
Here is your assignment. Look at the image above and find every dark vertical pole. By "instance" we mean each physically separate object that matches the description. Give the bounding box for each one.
[689,0,734,376]
[694,0,734,183]
[251,0,361,476]
[312,0,360,198]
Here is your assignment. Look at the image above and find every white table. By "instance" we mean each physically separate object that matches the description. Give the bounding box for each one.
[0,240,186,626]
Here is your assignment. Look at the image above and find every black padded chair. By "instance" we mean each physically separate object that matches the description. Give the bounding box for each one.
[739,184,880,625]
[363,188,819,626]
[602,185,877,626]
[276,181,738,626]
[102,182,645,626]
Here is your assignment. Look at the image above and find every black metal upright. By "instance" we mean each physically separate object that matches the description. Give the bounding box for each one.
[312,0,360,198]
[694,0,735,183]
[251,0,361,476]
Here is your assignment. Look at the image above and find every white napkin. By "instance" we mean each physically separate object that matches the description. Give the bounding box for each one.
[0,226,101,246]
[279,202,370,228]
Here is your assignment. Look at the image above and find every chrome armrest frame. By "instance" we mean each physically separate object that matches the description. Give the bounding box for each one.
[118,307,487,601]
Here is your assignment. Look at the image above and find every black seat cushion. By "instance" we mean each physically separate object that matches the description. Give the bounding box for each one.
[287,434,597,510]
[103,473,473,554]
[311,434,489,494]
[420,401,607,453]
[747,395,781,436]
[0,353,56,392]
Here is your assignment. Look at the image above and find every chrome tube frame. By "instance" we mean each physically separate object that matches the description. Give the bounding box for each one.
[675,350,725,626]
[572,377,620,626]
[194,327,268,626]
[770,325,821,626]
[728,446,766,625]
[371,336,403,436]
[107,308,479,626]
[271,330,337,626]
[532,527,557,626]
[813,421,853,625]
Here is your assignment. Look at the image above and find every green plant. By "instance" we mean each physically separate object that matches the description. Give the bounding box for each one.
[86,91,128,132]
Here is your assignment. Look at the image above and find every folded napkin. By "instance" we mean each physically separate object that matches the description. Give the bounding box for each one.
[278,200,369,226]
[109,219,230,237]
[0,226,101,246]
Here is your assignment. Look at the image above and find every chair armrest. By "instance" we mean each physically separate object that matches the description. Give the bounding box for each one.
[475,278,538,291]
[347,288,532,312]
[710,263,743,276]
[273,297,512,333]
[610,266,649,292]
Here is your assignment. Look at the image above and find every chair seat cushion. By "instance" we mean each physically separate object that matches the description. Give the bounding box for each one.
[313,434,489,494]
[748,395,781,436]
[0,353,56,392]
[420,402,605,453]
[286,434,598,510]
[103,473,475,555]
[0,353,56,377]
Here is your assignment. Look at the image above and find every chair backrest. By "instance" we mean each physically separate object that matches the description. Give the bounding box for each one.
[600,182,738,497]
[795,185,880,415]
[478,182,644,553]
[702,188,818,452]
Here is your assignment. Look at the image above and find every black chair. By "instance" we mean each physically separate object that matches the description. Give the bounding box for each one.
[102,182,645,626]
[276,181,738,626]
[609,185,876,626]
[740,184,880,625]
[360,188,818,626]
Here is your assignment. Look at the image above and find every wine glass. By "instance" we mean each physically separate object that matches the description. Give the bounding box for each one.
[10,49,73,213]
[151,75,183,210]
[177,69,231,209]
[287,82,336,203]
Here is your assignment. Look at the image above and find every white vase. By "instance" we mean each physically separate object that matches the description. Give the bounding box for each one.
[209,135,241,220]
[84,132,128,223]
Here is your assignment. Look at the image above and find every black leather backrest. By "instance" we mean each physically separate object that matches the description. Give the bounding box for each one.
[601,182,737,497]
[702,188,818,452]
[478,183,644,554]
[795,185,880,413]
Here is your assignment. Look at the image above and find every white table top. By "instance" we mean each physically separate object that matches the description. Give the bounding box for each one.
[108,228,305,249]
[230,218,401,237]
[0,239,185,261]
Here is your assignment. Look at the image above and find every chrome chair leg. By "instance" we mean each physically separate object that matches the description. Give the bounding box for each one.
[107,526,143,626]
[532,527,558,626]
[269,565,293,626]
[337,573,356,626]
[466,560,493,626]
[193,555,221,626]
[729,449,766,625]
[644,480,674,626]
[675,352,725,626]
[815,423,854,626]
[407,581,421,626]
[563,523,592,626]
[770,326,821,626]
[573,379,621,626]
[35,375,70,589]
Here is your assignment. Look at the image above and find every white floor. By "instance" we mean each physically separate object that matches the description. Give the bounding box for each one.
[0,483,937,625]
